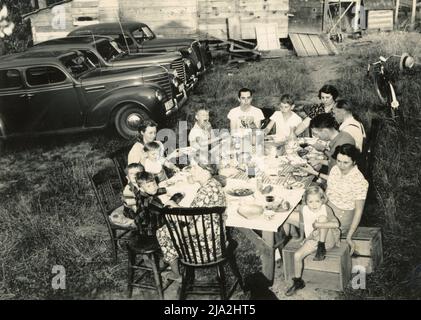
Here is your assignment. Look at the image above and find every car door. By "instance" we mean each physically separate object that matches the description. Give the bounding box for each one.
[24,65,84,133]
[0,68,31,136]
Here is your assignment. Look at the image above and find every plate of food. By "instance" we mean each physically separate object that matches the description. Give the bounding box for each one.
[219,167,239,178]
[237,204,264,219]
[283,181,305,190]
[266,199,291,212]
[297,148,309,158]
[226,188,254,197]
[292,169,309,177]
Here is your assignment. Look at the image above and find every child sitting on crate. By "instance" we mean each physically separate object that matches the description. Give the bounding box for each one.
[284,185,341,296]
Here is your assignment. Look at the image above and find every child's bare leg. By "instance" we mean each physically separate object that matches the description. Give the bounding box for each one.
[286,241,316,296]
[317,216,328,242]
[294,241,317,278]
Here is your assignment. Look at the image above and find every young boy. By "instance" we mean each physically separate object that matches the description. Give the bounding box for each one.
[133,171,183,281]
[142,141,180,182]
[189,107,229,164]
[264,94,303,142]
[122,163,144,220]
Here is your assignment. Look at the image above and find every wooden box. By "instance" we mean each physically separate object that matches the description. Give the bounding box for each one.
[282,241,351,291]
[341,227,383,274]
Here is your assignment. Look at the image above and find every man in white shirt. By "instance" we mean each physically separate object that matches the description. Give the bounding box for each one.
[227,88,265,131]
[333,99,366,151]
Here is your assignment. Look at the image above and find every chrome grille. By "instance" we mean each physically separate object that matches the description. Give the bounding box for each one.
[170,58,186,83]
[143,72,172,99]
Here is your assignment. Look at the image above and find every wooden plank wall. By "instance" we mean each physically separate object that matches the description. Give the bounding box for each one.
[30,2,73,43]
[30,0,120,43]
[119,0,199,37]
[367,10,394,31]
[198,0,289,39]
[29,0,290,41]
[98,0,119,22]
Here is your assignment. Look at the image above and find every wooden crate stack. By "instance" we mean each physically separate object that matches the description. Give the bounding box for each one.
[282,241,352,291]
[341,227,383,274]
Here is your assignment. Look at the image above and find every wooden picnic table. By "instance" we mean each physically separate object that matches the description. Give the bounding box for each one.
[159,140,316,284]
[224,163,314,284]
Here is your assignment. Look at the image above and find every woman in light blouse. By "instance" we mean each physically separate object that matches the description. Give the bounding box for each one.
[302,144,368,254]
[326,144,368,254]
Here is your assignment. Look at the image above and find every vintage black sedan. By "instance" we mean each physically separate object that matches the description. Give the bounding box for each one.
[67,22,211,76]
[29,35,190,101]
[0,50,178,141]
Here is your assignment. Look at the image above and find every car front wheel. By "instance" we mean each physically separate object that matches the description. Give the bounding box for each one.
[114,105,150,140]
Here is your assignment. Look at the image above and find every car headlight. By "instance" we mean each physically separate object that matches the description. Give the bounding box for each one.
[155,90,163,101]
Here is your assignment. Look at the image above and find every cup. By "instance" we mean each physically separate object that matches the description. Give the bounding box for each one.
[265,195,275,203]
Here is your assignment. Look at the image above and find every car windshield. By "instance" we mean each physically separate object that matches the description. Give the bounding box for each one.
[142,26,155,39]
[96,40,124,62]
[60,52,96,78]
[133,26,155,44]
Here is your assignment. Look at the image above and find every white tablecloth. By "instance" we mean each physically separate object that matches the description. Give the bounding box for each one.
[224,178,304,232]
[158,155,309,232]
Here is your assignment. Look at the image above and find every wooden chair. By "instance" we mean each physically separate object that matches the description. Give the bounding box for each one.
[88,167,136,262]
[126,234,172,299]
[107,145,132,188]
[160,206,244,300]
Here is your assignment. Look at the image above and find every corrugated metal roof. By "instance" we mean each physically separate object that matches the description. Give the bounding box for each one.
[364,0,395,10]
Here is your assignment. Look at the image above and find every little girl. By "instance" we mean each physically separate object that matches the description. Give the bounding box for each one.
[284,185,340,296]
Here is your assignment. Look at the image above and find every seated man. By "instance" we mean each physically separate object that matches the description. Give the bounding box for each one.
[227,88,265,153]
[301,113,355,180]
[228,87,264,132]
[333,99,366,152]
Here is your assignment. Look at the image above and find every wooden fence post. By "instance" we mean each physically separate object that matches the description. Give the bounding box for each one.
[395,0,400,30]
[410,0,417,31]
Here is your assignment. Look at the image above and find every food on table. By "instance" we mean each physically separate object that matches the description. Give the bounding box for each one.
[260,185,273,194]
[226,188,254,197]
[292,169,309,177]
[283,181,305,189]
[219,167,239,178]
[266,199,291,212]
[287,155,308,166]
[237,204,264,219]
[297,148,309,157]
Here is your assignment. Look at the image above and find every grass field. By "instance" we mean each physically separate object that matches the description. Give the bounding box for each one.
[0,32,420,299]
